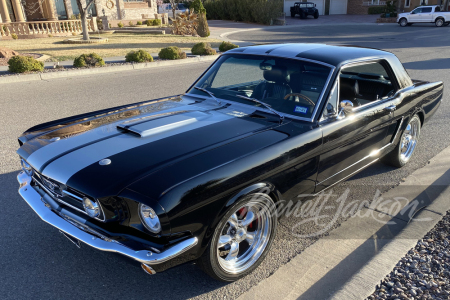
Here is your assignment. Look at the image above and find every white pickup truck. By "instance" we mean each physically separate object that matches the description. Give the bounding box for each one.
[397,5,450,27]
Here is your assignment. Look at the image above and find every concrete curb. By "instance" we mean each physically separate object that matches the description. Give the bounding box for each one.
[0,55,219,85]
[237,145,450,300]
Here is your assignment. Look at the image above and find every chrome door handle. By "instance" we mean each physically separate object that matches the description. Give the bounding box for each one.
[384,105,396,112]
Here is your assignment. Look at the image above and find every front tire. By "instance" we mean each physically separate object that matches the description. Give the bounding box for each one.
[383,115,421,168]
[314,12,319,19]
[435,18,444,27]
[399,18,408,27]
[197,193,277,282]
[291,12,295,18]
[300,11,306,19]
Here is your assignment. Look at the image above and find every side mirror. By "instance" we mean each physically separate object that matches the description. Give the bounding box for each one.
[338,100,354,119]
[315,4,317,7]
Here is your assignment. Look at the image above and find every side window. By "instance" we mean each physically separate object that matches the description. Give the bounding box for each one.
[435,6,440,11]
[412,8,422,13]
[322,80,339,120]
[422,7,432,12]
[339,61,395,107]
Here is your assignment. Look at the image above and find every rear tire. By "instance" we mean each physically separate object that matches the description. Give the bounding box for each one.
[383,115,421,168]
[435,18,444,27]
[197,193,277,282]
[399,18,408,27]
[291,11,295,18]
[314,12,319,19]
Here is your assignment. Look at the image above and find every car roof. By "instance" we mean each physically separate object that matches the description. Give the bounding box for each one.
[225,43,395,67]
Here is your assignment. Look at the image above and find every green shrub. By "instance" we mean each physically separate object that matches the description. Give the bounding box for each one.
[190,0,206,14]
[136,21,143,25]
[153,19,162,26]
[197,13,210,37]
[73,53,105,68]
[203,0,282,25]
[128,21,134,26]
[48,34,53,37]
[125,49,154,62]
[368,6,385,14]
[191,42,216,55]
[158,46,186,60]
[118,21,124,28]
[11,33,18,39]
[146,19,152,26]
[219,41,239,52]
[8,56,44,73]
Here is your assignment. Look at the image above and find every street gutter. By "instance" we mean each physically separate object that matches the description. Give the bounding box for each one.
[237,145,450,300]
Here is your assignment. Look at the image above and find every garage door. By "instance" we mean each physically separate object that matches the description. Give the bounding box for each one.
[309,0,324,15]
[329,0,348,14]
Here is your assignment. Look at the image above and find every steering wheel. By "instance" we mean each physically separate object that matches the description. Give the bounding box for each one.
[284,93,315,106]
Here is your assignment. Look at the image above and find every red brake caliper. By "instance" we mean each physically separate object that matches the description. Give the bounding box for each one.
[238,207,255,229]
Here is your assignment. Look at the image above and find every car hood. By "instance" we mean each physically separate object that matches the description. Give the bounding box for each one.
[398,12,409,18]
[18,95,284,198]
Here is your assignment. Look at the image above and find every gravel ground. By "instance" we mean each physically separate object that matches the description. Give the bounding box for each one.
[367,211,450,300]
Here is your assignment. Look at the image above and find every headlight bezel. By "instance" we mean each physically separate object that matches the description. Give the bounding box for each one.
[21,159,33,176]
[82,197,100,218]
[138,203,162,234]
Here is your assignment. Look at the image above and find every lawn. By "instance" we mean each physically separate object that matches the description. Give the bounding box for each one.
[1,33,222,61]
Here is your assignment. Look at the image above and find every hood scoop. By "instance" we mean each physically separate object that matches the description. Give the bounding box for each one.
[117,110,211,138]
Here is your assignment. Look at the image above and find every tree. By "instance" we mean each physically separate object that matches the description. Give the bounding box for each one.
[443,0,449,11]
[75,0,96,40]
[168,0,181,19]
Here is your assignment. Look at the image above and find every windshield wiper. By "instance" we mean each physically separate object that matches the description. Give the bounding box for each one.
[237,95,284,123]
[194,87,222,105]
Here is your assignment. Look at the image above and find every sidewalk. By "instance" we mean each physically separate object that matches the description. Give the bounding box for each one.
[237,145,450,300]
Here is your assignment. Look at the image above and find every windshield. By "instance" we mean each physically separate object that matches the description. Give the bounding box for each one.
[188,54,332,119]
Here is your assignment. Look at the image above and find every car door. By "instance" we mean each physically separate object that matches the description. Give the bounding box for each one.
[420,7,433,22]
[409,7,422,21]
[315,60,400,192]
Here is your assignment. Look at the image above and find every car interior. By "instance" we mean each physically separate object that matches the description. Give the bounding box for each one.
[338,62,396,108]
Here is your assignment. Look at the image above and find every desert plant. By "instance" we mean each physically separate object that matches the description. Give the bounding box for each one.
[146,19,152,26]
[196,12,210,37]
[8,56,44,73]
[125,49,154,63]
[219,41,239,52]
[73,53,105,67]
[137,21,143,25]
[158,46,186,60]
[191,42,216,55]
[72,32,78,36]
[153,18,162,26]
[48,34,53,37]
[11,33,18,39]
[172,11,199,35]
[118,21,124,28]
[129,20,134,26]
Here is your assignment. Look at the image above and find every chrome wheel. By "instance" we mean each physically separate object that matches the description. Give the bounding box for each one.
[400,18,408,27]
[400,117,420,163]
[216,197,273,274]
[436,18,444,27]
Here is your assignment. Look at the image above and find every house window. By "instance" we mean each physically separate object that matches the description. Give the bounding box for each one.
[405,0,410,7]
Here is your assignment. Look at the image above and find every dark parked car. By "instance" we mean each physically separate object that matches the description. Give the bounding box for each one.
[17,44,442,281]
[290,2,319,19]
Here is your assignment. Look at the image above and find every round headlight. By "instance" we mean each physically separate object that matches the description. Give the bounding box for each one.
[21,159,33,176]
[82,197,100,218]
[139,204,161,234]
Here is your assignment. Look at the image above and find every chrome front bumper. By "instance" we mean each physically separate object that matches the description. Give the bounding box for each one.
[17,171,198,269]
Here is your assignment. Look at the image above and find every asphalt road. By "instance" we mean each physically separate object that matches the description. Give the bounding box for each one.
[1,24,450,300]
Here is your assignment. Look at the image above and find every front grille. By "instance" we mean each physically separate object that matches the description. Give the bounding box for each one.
[31,170,104,220]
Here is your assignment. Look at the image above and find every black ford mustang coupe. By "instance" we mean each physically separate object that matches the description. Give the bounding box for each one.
[17,44,442,281]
